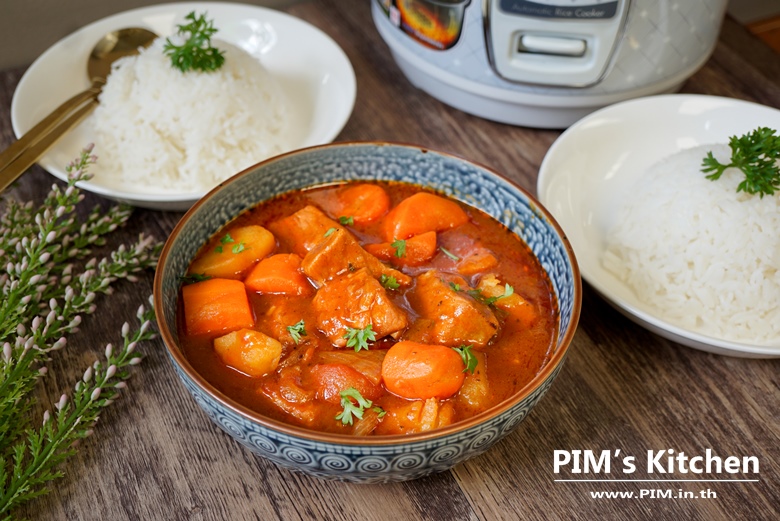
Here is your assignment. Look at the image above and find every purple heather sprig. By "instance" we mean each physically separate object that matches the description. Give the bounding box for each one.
[0,303,156,514]
[0,146,162,516]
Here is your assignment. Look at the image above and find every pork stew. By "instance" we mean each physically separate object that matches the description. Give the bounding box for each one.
[178,181,557,435]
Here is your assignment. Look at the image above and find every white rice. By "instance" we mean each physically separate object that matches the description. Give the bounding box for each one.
[86,38,292,193]
[602,144,780,345]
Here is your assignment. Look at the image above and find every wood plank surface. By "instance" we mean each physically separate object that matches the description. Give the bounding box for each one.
[0,1,778,519]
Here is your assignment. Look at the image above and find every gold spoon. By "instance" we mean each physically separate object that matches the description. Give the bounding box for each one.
[0,27,158,190]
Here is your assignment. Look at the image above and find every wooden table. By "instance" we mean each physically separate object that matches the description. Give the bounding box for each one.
[1,1,778,519]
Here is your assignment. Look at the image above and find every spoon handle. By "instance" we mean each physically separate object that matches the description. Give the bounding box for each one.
[0,97,99,192]
[0,80,102,172]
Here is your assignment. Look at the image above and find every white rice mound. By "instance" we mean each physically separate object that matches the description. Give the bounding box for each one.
[602,144,780,345]
[87,38,292,193]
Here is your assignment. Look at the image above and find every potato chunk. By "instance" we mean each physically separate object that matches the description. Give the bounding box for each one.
[213,328,282,377]
[407,270,498,348]
[456,350,491,414]
[313,268,408,347]
[188,225,275,278]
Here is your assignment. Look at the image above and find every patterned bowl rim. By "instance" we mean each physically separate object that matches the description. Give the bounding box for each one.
[153,140,582,446]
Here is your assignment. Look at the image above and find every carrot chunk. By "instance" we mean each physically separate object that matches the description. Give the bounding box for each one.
[336,183,391,225]
[188,225,275,279]
[381,340,465,400]
[364,231,437,267]
[244,253,314,296]
[213,328,282,377]
[309,363,382,404]
[182,278,254,336]
[383,193,469,241]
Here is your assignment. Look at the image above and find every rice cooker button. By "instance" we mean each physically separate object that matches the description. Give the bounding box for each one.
[518,34,586,57]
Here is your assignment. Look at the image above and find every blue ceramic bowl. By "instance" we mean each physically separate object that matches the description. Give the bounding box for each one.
[154,142,581,483]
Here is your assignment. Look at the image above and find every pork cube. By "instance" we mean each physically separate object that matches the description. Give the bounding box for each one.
[302,227,411,287]
[267,205,343,256]
[407,270,498,348]
[313,268,408,347]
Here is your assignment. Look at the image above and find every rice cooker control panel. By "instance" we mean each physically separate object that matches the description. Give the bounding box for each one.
[486,0,630,87]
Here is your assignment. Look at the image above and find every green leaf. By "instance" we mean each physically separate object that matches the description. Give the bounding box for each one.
[334,391,386,426]
[338,216,354,226]
[379,274,400,290]
[324,227,337,238]
[701,126,780,197]
[453,345,478,374]
[335,387,373,425]
[439,246,460,261]
[286,320,307,345]
[220,233,234,244]
[179,273,211,285]
[468,284,514,306]
[231,241,246,254]
[343,325,376,352]
[391,239,406,258]
[163,11,226,73]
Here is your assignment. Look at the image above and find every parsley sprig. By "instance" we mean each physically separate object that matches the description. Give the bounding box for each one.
[379,274,400,290]
[453,345,478,374]
[164,11,226,73]
[391,239,406,258]
[701,127,780,197]
[179,273,211,285]
[335,388,385,425]
[214,233,245,254]
[286,320,307,345]
[470,284,514,306]
[449,278,515,307]
[439,247,460,261]
[343,325,376,352]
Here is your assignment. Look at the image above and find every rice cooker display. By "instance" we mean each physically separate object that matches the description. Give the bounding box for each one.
[487,0,630,86]
[375,0,472,50]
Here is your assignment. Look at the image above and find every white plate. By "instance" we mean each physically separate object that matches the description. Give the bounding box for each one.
[11,2,356,211]
[537,94,780,359]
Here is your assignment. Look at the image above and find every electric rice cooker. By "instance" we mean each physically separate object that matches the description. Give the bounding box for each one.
[372,0,729,128]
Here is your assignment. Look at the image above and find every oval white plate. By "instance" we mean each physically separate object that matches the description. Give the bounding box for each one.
[537,94,780,359]
[11,1,356,211]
